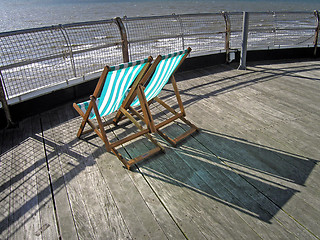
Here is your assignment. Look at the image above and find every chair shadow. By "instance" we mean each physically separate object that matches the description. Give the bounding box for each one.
[135,123,319,223]
[121,59,320,223]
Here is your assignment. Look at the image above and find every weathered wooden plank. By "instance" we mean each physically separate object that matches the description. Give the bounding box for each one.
[95,120,179,239]
[9,121,28,239]
[31,115,60,239]
[250,61,320,93]
[246,76,320,117]
[183,127,315,239]
[198,83,320,185]
[176,64,319,152]
[172,65,320,238]
[112,129,210,239]
[178,64,319,158]
[41,109,79,239]
[139,148,248,239]
[197,63,320,122]
[17,117,43,240]
[0,127,13,239]
[47,106,97,240]
[1,59,320,240]
[0,118,44,239]
[150,102,299,239]
[109,122,188,240]
[222,64,320,165]
[241,73,320,150]
[127,167,187,240]
[63,104,132,239]
[117,105,259,239]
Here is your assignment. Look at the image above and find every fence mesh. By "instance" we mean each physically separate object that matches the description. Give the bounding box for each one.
[228,12,243,49]
[179,13,226,55]
[62,20,123,76]
[272,12,316,48]
[124,15,184,61]
[0,27,74,98]
[248,12,316,49]
[124,13,227,61]
[0,11,319,102]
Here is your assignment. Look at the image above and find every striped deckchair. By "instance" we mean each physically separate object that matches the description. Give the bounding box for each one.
[115,47,198,146]
[73,57,164,169]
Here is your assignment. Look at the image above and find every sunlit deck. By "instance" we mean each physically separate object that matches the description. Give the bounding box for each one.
[1,59,320,239]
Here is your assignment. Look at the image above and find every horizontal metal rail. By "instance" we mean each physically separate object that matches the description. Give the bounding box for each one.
[0,42,122,71]
[0,19,116,37]
[122,12,224,22]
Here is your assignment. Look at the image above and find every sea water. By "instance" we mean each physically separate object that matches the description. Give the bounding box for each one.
[1,0,320,32]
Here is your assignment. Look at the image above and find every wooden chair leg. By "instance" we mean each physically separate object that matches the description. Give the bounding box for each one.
[111,148,131,169]
[137,85,156,133]
[73,102,97,138]
[120,106,165,152]
[91,106,164,170]
[171,76,185,115]
[152,96,199,146]
[91,96,112,152]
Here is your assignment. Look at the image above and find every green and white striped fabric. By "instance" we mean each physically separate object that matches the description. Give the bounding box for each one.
[77,58,149,119]
[131,49,188,107]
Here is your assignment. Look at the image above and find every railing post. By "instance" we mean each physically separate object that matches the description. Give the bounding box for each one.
[314,10,319,56]
[115,17,129,63]
[59,25,77,79]
[238,12,249,70]
[0,71,14,127]
[174,14,185,50]
[223,11,231,63]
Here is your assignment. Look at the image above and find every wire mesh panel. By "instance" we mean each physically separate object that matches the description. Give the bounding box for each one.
[123,15,184,61]
[0,27,74,99]
[248,12,317,50]
[179,13,226,55]
[248,12,276,49]
[124,13,227,60]
[273,12,316,48]
[63,20,123,76]
[0,20,122,100]
[228,12,244,50]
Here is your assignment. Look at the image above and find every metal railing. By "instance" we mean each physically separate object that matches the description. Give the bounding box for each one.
[0,20,123,99]
[0,11,319,125]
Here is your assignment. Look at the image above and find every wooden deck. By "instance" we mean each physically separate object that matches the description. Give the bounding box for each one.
[1,59,320,239]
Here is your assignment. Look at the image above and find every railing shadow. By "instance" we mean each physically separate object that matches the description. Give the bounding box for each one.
[0,106,113,238]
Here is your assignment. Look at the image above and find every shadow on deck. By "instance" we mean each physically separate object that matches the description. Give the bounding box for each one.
[1,59,319,239]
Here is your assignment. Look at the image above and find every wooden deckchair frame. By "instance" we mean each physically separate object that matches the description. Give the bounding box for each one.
[73,57,164,169]
[116,47,198,146]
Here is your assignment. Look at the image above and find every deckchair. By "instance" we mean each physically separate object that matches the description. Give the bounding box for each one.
[114,47,198,146]
[73,57,164,169]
